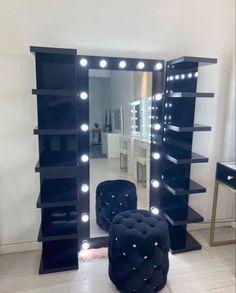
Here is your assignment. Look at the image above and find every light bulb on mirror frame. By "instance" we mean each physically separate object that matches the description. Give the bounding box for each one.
[81,184,89,193]
[80,58,88,67]
[99,59,107,68]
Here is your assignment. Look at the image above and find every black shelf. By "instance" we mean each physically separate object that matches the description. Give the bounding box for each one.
[150,55,216,254]
[163,206,203,226]
[36,150,78,169]
[160,195,203,225]
[167,123,211,132]
[167,92,214,98]
[38,224,79,242]
[168,56,217,67]
[39,206,78,241]
[32,46,79,273]
[39,239,78,274]
[169,226,201,254]
[164,179,206,196]
[32,89,77,96]
[34,127,80,135]
[37,178,78,208]
[165,150,208,164]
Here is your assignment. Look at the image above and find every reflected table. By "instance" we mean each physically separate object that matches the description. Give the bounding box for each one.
[209,162,236,246]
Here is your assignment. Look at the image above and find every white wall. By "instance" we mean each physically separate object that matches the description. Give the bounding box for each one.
[0,0,235,253]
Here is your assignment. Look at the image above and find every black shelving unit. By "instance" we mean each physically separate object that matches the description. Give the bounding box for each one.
[31,46,80,274]
[150,56,217,254]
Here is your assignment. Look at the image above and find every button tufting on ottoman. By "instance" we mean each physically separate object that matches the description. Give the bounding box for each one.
[108,210,170,293]
[96,180,137,232]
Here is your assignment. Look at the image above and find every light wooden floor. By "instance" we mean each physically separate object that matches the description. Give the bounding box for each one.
[0,229,235,293]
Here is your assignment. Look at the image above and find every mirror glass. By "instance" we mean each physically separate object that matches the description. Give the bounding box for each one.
[89,69,152,238]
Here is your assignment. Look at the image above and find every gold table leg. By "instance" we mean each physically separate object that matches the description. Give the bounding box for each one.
[209,180,236,246]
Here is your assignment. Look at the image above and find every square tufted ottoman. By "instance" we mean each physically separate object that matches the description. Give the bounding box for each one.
[96,180,137,232]
[108,210,170,293]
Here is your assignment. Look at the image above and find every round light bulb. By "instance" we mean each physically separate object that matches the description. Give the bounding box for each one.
[80,58,88,67]
[81,124,88,132]
[80,92,88,100]
[81,240,89,250]
[81,154,89,162]
[99,59,107,68]
[154,62,163,71]
[154,94,162,101]
[152,152,160,160]
[151,179,160,188]
[137,62,145,70]
[81,213,89,222]
[150,206,159,215]
[154,123,161,131]
[194,72,198,78]
[175,75,180,80]
[169,76,174,81]
[188,73,193,78]
[81,184,89,193]
[119,60,127,69]
[181,74,185,79]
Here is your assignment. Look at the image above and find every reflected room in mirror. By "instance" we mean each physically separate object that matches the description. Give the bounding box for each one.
[89,69,152,238]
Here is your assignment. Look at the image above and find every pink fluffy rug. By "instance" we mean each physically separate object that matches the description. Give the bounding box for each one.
[79,247,108,262]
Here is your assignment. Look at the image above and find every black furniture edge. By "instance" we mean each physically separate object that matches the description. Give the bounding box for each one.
[168,56,217,66]
[30,46,77,55]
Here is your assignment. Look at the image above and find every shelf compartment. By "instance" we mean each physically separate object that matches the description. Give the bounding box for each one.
[165,150,208,164]
[37,178,77,208]
[160,195,203,225]
[39,239,78,274]
[167,56,217,67]
[34,127,79,135]
[164,179,206,195]
[32,89,77,96]
[36,150,78,170]
[169,225,201,254]
[167,92,214,98]
[39,206,78,242]
[167,123,211,132]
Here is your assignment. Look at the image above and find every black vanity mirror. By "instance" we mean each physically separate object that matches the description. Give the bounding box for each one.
[76,55,165,247]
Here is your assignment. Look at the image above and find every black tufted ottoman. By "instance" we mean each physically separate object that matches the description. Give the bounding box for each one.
[96,180,137,232]
[108,210,170,293]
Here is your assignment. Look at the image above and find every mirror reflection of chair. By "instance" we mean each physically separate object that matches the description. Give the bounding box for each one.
[137,156,147,188]
[120,148,128,170]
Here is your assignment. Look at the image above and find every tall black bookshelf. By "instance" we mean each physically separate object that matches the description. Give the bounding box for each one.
[155,56,217,253]
[31,46,80,274]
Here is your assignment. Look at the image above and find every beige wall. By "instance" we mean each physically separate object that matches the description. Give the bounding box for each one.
[0,0,235,253]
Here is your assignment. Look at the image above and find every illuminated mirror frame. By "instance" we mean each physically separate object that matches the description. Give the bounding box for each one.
[77,55,165,249]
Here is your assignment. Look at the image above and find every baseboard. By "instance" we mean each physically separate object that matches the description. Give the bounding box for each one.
[0,241,41,255]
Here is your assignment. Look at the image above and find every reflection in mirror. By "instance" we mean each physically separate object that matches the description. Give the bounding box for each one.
[89,69,152,238]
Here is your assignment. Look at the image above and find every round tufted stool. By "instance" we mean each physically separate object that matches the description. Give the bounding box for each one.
[96,180,137,232]
[108,210,170,293]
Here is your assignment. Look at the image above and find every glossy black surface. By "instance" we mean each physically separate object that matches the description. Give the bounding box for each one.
[164,179,206,196]
[168,225,201,254]
[40,239,78,274]
[216,162,236,190]
[37,178,78,208]
[150,56,217,254]
[165,149,208,164]
[160,195,203,225]
[167,123,211,132]
[39,206,78,241]
[167,92,214,98]
[32,46,80,274]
